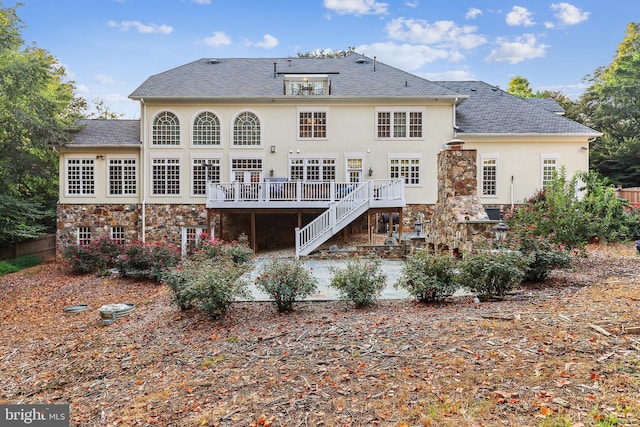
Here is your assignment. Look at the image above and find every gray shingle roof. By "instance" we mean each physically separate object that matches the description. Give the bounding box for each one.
[66,119,140,146]
[525,97,565,114]
[436,81,600,135]
[129,53,461,99]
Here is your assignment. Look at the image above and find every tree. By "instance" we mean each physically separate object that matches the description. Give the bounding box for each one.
[297,47,356,58]
[0,2,85,243]
[508,75,535,98]
[89,98,123,119]
[579,22,640,186]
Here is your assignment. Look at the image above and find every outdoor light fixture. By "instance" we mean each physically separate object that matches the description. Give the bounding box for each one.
[414,219,423,236]
[269,168,274,177]
[96,155,105,160]
[368,167,373,177]
[493,221,510,242]
[270,145,276,153]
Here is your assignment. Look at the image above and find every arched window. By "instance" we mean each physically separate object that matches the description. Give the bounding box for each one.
[152,111,180,145]
[193,112,220,146]
[233,111,261,146]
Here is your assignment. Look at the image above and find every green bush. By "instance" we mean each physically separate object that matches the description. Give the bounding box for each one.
[191,237,254,266]
[115,241,180,282]
[255,258,318,312]
[329,256,387,308]
[0,255,42,275]
[517,236,572,282]
[162,259,252,318]
[63,237,124,275]
[396,251,458,303]
[457,250,529,300]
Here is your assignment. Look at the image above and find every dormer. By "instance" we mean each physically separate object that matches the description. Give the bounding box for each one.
[284,74,330,96]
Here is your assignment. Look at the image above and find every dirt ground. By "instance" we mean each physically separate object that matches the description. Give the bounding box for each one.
[1,244,639,426]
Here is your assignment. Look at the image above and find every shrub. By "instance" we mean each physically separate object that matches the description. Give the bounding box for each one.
[115,241,180,282]
[457,250,529,300]
[517,236,572,282]
[396,251,458,303]
[163,259,252,318]
[254,258,318,312]
[62,237,124,275]
[329,256,387,308]
[191,237,254,266]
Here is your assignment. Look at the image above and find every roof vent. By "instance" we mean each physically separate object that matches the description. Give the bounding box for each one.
[207,58,219,64]
[356,59,367,64]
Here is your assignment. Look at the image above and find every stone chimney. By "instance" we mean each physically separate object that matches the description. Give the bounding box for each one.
[427,148,492,254]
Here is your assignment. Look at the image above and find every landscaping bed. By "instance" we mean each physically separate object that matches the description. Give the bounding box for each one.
[1,244,639,426]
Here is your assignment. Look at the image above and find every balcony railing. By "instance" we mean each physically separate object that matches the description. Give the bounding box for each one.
[206,179,405,209]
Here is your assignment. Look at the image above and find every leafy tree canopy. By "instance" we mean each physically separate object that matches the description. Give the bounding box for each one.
[297,47,356,58]
[579,22,640,186]
[0,2,85,243]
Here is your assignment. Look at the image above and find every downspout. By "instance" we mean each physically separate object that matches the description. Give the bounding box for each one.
[140,98,147,243]
[453,98,458,136]
[510,175,514,210]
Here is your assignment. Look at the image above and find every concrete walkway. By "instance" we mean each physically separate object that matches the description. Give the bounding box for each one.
[245,258,411,301]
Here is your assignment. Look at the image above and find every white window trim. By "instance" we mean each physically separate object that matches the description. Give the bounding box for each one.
[540,153,560,189]
[288,153,338,182]
[344,153,366,182]
[181,226,210,257]
[296,107,329,141]
[190,110,223,148]
[190,154,222,197]
[230,110,263,148]
[150,154,182,197]
[387,153,423,187]
[480,153,499,198]
[374,106,425,141]
[228,154,265,182]
[106,154,138,198]
[150,110,182,148]
[65,156,96,197]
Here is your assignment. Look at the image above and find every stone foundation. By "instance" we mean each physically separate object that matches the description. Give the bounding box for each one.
[56,203,212,259]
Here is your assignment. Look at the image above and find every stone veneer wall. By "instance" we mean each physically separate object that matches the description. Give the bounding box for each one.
[426,149,497,255]
[56,204,212,259]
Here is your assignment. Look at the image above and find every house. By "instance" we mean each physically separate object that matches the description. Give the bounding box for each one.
[54,53,600,257]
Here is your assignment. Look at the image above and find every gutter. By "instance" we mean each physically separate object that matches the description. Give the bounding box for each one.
[140,98,147,243]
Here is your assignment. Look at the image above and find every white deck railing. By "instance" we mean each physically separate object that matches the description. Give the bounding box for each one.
[207,179,404,208]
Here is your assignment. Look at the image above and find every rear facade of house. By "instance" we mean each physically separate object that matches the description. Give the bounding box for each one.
[55,53,600,257]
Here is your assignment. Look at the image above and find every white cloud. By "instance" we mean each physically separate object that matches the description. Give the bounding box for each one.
[385,18,487,50]
[505,6,535,27]
[107,20,173,34]
[192,0,211,4]
[94,73,118,85]
[253,34,279,49]
[465,8,483,20]
[323,0,388,16]
[485,34,549,64]
[203,31,232,47]
[550,2,590,26]
[405,1,418,7]
[422,70,475,81]
[356,42,457,71]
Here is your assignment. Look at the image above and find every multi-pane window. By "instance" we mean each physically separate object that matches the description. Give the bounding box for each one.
[377,110,423,139]
[233,112,261,146]
[152,158,180,195]
[152,111,180,146]
[67,159,95,195]
[182,226,210,257]
[192,158,220,196]
[77,227,92,246]
[482,158,497,196]
[231,158,263,182]
[110,226,125,244]
[288,158,336,181]
[298,111,327,139]
[542,157,559,189]
[193,112,221,146]
[347,158,364,183]
[390,158,421,185]
[109,159,137,196]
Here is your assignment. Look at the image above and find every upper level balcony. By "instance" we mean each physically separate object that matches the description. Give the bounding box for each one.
[285,75,330,96]
[206,179,405,209]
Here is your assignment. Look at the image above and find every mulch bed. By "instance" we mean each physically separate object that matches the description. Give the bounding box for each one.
[1,244,639,426]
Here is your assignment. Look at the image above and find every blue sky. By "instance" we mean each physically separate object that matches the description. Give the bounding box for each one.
[15,0,636,118]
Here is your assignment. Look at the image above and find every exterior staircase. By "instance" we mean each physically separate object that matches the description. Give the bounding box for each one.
[295,180,403,257]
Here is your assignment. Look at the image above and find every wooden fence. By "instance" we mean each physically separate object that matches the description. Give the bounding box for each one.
[617,187,640,205]
[0,234,56,261]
